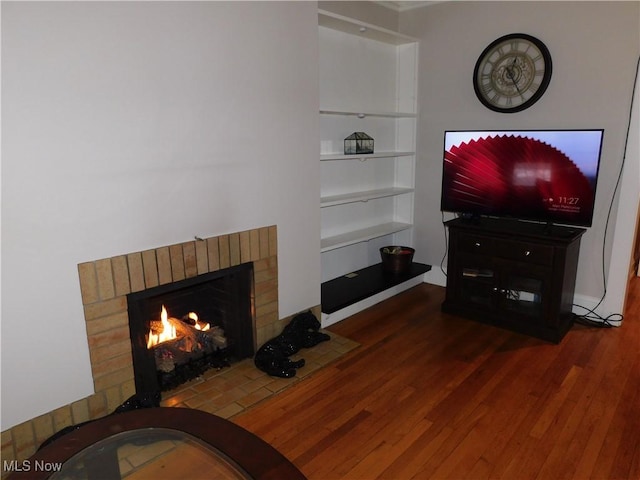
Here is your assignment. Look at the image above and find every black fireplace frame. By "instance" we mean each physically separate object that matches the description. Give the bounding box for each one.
[126,262,255,395]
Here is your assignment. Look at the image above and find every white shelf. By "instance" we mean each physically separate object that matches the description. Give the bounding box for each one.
[320,109,416,118]
[321,222,413,252]
[321,187,414,208]
[319,8,418,290]
[320,151,414,161]
[318,10,418,46]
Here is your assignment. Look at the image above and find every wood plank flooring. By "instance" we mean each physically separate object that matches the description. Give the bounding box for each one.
[233,280,640,479]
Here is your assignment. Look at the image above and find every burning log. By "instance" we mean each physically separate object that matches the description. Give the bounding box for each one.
[204,325,228,349]
[145,305,230,389]
[147,306,177,348]
[150,320,227,369]
[149,320,164,334]
[156,349,175,373]
[181,312,197,326]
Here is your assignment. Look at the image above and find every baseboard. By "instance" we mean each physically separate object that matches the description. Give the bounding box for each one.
[424,268,447,287]
[572,293,623,327]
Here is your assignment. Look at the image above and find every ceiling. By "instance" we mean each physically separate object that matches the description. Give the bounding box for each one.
[376,1,440,11]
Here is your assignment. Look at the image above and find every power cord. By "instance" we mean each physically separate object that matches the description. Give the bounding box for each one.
[573,307,622,328]
[572,55,639,328]
[440,211,449,277]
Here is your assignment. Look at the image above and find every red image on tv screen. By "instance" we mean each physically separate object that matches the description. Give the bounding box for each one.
[442,132,602,226]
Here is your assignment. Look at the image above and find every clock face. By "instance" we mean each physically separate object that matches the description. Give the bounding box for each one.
[473,33,552,113]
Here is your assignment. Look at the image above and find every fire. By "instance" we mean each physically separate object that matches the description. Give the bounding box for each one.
[146,307,210,349]
[189,312,210,331]
[147,305,177,348]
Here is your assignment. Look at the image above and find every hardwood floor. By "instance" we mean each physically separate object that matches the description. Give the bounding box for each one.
[233,280,640,480]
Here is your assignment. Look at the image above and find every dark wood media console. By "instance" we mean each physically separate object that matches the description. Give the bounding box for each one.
[442,217,586,343]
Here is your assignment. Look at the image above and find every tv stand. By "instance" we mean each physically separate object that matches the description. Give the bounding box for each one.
[442,217,586,343]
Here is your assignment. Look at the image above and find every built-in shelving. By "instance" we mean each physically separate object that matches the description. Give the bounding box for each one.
[321,222,412,253]
[318,10,417,46]
[320,109,417,118]
[319,9,421,325]
[321,262,432,327]
[320,151,414,161]
[321,187,414,208]
[322,262,432,314]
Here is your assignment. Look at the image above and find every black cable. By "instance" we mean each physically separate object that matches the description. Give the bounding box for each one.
[440,211,449,277]
[573,306,622,328]
[572,55,640,327]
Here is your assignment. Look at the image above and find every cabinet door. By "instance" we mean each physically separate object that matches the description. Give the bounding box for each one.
[497,261,552,324]
[450,252,497,309]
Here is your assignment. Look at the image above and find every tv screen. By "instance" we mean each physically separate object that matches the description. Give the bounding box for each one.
[441,129,604,227]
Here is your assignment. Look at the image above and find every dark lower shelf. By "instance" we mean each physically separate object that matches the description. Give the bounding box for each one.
[322,262,431,314]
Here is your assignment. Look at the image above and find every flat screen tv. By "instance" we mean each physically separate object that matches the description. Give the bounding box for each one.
[441,129,604,227]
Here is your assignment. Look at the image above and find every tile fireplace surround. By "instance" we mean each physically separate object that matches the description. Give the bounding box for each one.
[1,225,322,467]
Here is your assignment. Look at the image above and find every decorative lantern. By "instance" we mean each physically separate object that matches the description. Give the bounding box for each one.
[344,132,374,155]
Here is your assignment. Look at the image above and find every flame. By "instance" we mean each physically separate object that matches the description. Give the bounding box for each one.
[147,305,177,348]
[186,311,210,331]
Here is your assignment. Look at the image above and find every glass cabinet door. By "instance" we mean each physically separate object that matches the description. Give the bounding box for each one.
[456,254,496,308]
[497,263,550,321]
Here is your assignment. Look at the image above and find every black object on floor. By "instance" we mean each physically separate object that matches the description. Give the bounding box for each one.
[254,311,330,378]
[38,392,161,450]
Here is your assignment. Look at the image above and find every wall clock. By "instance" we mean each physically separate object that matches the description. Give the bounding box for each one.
[473,33,552,113]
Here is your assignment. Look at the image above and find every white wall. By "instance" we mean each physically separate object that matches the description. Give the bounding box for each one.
[319,0,399,30]
[607,57,640,312]
[1,1,320,430]
[401,1,640,317]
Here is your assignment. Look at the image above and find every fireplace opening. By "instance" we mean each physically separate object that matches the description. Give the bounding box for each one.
[126,263,255,394]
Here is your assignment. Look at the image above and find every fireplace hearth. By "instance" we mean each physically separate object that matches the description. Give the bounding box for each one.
[75,225,279,423]
[127,263,255,394]
[1,226,345,468]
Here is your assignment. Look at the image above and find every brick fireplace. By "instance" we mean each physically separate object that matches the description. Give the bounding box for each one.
[127,261,256,393]
[1,225,287,465]
[78,225,281,405]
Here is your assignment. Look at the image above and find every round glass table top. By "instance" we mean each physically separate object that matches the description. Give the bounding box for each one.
[49,428,250,480]
[7,407,305,480]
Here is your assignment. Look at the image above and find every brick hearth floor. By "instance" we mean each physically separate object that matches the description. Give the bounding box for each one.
[158,331,359,419]
[107,333,358,477]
